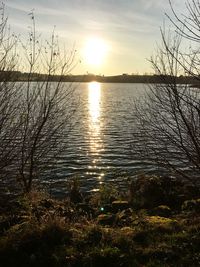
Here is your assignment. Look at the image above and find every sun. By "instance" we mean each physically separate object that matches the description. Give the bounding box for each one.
[84,37,108,66]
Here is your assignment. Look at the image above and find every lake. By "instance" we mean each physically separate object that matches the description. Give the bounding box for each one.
[42,82,157,195]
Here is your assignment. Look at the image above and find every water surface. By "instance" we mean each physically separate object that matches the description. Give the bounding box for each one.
[44,82,155,194]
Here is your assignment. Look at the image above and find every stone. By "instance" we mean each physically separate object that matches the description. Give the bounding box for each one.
[120,227,134,236]
[112,201,129,212]
[97,214,116,226]
[151,205,172,218]
[146,216,177,227]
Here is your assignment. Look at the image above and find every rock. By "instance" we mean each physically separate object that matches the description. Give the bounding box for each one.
[97,214,116,226]
[151,205,172,218]
[120,227,134,236]
[146,216,177,228]
[112,201,129,212]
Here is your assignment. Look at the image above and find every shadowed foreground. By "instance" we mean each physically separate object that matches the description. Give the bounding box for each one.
[0,175,200,267]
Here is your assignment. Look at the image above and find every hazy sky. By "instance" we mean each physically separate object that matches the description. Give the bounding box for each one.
[4,0,185,75]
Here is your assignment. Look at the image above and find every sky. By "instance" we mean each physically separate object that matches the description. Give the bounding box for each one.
[4,0,185,75]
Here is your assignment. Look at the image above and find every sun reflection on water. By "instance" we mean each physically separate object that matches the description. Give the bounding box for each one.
[88,82,101,124]
[88,82,104,181]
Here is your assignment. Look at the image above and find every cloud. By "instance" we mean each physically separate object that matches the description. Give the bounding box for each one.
[2,0,186,75]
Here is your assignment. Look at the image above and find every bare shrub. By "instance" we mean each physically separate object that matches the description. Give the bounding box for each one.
[132,0,200,183]
[0,4,21,174]
[0,7,78,193]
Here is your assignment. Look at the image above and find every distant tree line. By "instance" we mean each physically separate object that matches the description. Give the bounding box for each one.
[0,70,199,85]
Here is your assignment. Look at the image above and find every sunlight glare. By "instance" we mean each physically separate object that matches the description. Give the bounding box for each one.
[84,37,108,66]
[88,82,101,123]
[88,82,104,181]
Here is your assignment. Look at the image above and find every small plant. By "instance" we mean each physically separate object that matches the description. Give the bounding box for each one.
[68,177,83,204]
[129,175,184,209]
[90,184,119,206]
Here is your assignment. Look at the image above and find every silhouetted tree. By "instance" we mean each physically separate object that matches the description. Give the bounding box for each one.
[0,6,78,192]
[0,4,21,173]
[16,13,78,192]
[132,0,200,183]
